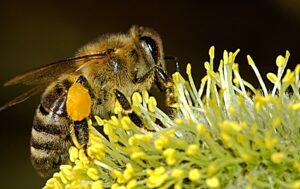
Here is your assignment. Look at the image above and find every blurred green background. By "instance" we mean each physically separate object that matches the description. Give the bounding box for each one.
[0,0,300,188]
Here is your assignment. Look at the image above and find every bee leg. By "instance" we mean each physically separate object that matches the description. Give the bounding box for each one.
[113,89,145,128]
[155,67,176,117]
[76,75,95,98]
[67,76,93,158]
[73,120,89,147]
[70,120,90,158]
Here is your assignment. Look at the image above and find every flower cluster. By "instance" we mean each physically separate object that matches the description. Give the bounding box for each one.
[44,47,300,189]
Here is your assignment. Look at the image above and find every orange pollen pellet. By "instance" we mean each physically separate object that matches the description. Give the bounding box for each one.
[66,83,92,121]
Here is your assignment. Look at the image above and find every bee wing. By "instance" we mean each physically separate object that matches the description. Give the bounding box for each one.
[1,51,111,111]
[0,85,45,111]
[4,52,109,86]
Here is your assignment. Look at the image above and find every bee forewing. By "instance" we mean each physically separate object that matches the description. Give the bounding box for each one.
[4,53,108,86]
[0,85,45,111]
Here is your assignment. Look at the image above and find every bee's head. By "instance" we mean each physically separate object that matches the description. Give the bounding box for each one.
[129,26,166,87]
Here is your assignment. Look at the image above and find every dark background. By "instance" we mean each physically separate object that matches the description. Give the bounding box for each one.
[0,0,300,188]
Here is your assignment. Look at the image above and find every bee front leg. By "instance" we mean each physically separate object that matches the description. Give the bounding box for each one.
[155,67,176,117]
[113,89,144,128]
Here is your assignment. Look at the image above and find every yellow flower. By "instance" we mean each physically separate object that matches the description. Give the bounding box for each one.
[206,177,220,188]
[188,169,201,182]
[271,152,286,164]
[186,144,199,156]
[43,47,300,189]
[146,167,168,188]
[163,148,177,165]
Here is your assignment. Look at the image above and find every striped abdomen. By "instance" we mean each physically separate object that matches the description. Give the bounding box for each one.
[30,80,73,178]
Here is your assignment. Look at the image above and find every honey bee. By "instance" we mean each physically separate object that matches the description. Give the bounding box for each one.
[0,25,175,178]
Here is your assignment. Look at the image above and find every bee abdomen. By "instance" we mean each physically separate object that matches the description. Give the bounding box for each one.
[31,121,69,151]
[31,107,72,178]
[31,80,73,178]
[32,105,66,135]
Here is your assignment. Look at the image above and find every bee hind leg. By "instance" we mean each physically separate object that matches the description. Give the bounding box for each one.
[67,76,93,159]
[70,120,90,158]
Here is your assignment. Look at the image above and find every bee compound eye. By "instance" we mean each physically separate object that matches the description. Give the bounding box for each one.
[140,36,158,64]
